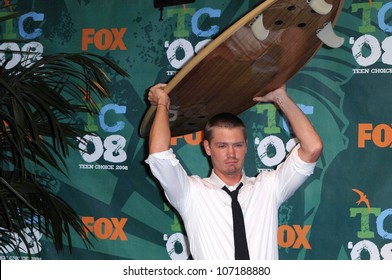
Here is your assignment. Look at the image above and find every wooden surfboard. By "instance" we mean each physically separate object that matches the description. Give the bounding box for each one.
[140,0,344,137]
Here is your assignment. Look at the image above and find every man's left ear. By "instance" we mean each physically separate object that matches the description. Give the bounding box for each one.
[203,140,211,156]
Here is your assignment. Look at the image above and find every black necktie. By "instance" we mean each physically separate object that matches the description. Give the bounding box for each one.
[222,183,250,260]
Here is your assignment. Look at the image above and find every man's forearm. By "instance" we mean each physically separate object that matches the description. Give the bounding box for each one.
[148,84,171,154]
[149,103,171,154]
[276,93,322,163]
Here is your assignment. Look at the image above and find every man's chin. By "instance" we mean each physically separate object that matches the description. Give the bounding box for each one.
[225,168,241,176]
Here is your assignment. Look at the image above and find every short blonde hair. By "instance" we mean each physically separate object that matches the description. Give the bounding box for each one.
[204,112,247,142]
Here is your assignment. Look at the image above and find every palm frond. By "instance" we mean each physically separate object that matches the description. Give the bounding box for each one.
[0,51,129,258]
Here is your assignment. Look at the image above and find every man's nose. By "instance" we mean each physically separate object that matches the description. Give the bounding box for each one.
[227,145,235,156]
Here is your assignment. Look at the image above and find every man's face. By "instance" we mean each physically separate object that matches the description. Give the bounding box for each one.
[203,127,247,181]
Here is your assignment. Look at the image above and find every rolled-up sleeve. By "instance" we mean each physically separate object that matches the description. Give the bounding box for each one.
[146,149,190,212]
[274,144,317,204]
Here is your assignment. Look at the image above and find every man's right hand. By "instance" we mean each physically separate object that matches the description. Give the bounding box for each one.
[148,83,169,107]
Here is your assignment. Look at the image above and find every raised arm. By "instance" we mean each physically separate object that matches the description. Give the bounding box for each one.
[147,83,171,154]
[253,85,323,163]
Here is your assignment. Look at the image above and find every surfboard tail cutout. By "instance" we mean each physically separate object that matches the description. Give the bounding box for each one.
[317,22,345,48]
[250,14,270,41]
[307,0,333,15]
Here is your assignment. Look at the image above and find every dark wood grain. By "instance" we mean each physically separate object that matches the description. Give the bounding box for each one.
[140,0,343,137]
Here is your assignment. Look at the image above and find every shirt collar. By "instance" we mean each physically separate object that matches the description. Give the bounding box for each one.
[209,169,247,189]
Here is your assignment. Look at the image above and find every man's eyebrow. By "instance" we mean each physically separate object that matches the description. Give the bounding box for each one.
[214,140,246,145]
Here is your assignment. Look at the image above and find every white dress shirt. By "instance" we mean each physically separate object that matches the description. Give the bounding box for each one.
[146,145,316,260]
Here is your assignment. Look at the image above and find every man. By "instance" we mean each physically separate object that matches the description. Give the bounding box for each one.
[146,83,323,260]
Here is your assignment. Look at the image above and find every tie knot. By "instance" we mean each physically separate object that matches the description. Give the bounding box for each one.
[222,182,243,199]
